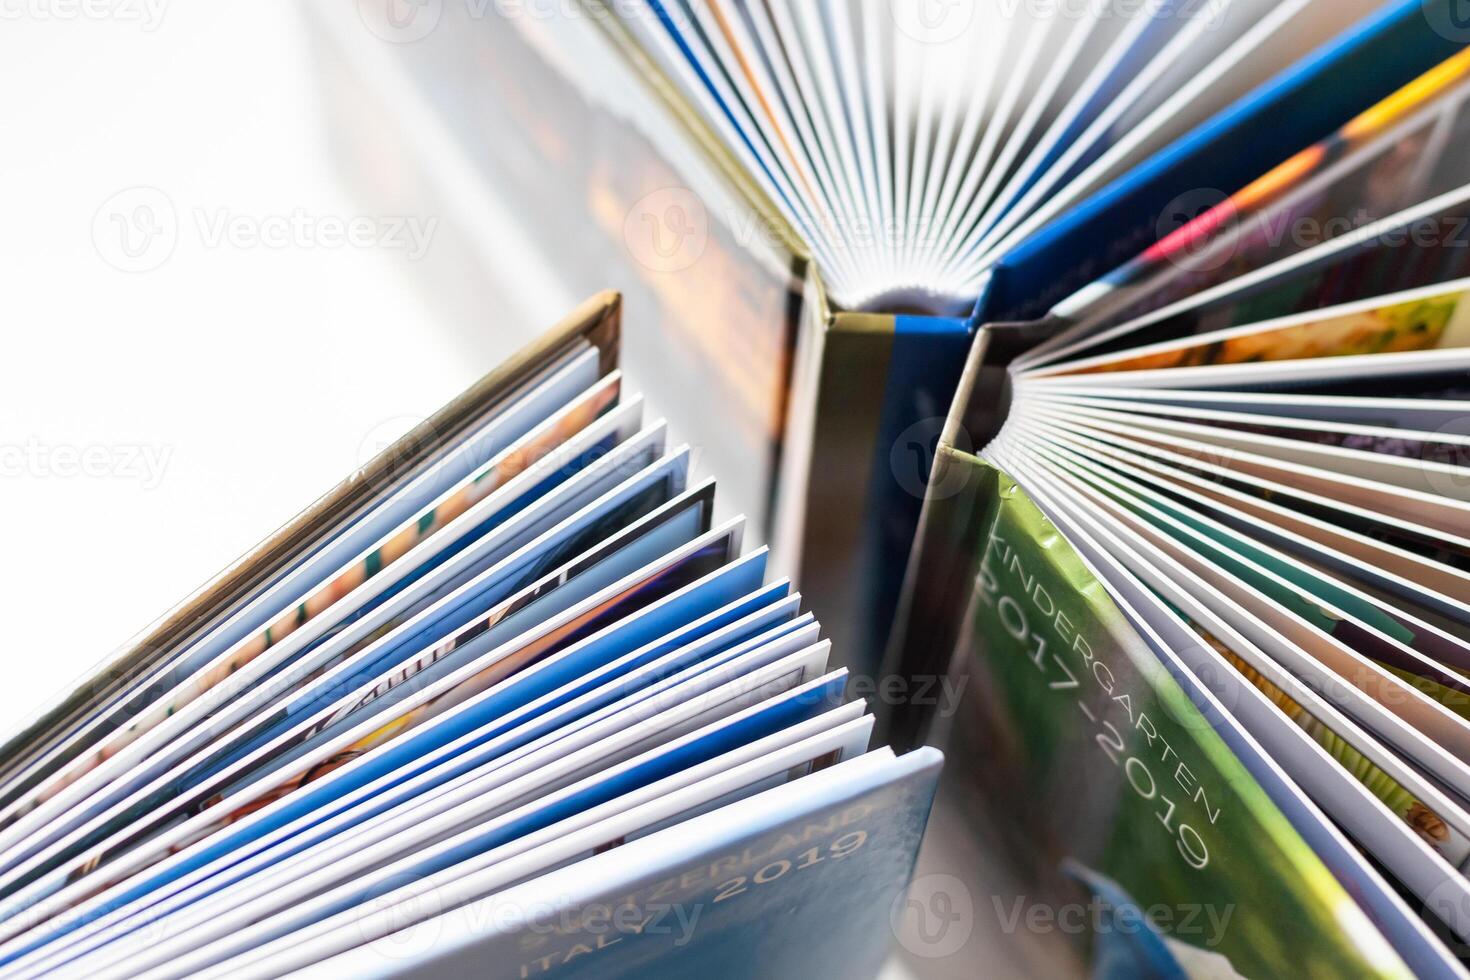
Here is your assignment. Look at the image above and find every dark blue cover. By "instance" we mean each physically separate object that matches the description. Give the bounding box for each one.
[855,314,971,678]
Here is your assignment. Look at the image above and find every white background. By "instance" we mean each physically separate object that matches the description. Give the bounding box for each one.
[0,3,536,730]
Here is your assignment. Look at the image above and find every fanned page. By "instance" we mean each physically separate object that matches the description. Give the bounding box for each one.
[604,0,1383,310]
[1039,42,1470,346]
[0,317,941,979]
[1021,41,1470,371]
[985,217,1470,970]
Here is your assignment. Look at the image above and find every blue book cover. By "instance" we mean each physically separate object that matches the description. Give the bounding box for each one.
[305,747,944,980]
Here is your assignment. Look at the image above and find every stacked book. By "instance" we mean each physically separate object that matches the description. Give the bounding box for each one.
[8,0,1470,976]
[0,297,939,978]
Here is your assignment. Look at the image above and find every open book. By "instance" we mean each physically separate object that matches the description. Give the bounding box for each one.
[0,295,940,979]
[475,2,1470,975]
[311,0,1467,699]
[579,0,1467,684]
[294,2,1470,973]
[885,30,1470,980]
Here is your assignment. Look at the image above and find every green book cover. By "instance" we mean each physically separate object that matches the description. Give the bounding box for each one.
[893,434,1413,979]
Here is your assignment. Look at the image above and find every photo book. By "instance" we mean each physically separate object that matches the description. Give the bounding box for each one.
[7,0,1470,977]
[308,0,1470,974]
[0,296,940,978]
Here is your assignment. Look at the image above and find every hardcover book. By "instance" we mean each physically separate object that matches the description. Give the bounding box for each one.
[0,295,941,979]
[307,0,1467,699]
[14,1,1470,977]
